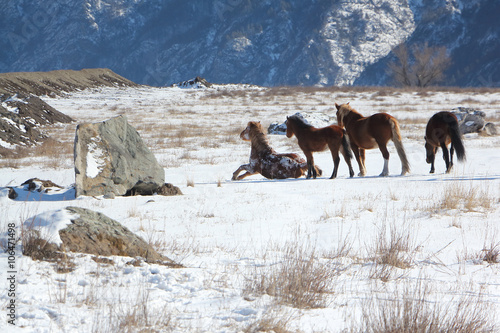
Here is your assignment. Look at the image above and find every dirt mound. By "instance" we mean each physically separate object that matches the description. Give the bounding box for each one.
[0,68,138,153]
[0,68,138,97]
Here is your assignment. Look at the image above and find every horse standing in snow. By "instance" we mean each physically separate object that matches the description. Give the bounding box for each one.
[425,111,466,173]
[285,114,354,179]
[335,102,410,177]
[232,121,322,180]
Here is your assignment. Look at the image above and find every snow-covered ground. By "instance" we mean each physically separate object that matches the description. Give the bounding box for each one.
[1,85,500,332]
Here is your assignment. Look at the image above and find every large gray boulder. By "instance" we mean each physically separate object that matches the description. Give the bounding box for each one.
[23,207,180,267]
[74,115,165,197]
[452,107,487,134]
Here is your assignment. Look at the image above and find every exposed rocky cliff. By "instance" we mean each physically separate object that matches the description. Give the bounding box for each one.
[0,0,498,87]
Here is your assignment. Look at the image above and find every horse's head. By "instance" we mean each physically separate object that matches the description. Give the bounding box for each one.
[240,121,262,141]
[335,102,350,128]
[424,138,436,164]
[285,116,294,138]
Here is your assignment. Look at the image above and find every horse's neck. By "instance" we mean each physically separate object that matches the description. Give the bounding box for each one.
[344,110,363,127]
[250,133,273,155]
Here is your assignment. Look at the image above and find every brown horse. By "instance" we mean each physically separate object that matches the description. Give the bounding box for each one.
[232,121,322,180]
[335,103,410,177]
[425,111,466,173]
[285,114,354,179]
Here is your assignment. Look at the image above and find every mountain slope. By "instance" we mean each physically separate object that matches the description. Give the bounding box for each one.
[0,0,497,87]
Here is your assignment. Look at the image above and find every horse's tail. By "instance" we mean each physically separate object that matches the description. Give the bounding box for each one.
[341,129,353,160]
[389,118,410,175]
[449,120,466,162]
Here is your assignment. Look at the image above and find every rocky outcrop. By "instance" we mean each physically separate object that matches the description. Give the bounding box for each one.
[171,76,212,89]
[0,93,73,153]
[74,115,165,197]
[268,112,335,135]
[23,207,180,267]
[61,207,178,266]
[0,69,137,153]
[452,107,497,135]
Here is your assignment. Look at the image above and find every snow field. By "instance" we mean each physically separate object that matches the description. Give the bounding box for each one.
[1,85,499,332]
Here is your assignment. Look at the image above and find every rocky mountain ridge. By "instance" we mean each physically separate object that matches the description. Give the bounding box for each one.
[0,0,498,87]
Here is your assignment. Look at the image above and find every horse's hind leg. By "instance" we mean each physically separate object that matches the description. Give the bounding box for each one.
[441,142,451,173]
[449,142,455,171]
[304,152,317,179]
[378,144,390,177]
[340,146,355,178]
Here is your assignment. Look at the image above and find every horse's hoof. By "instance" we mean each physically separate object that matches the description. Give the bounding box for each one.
[379,172,389,177]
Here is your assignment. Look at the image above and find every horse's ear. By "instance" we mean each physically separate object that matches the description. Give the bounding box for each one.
[347,102,350,105]
[335,103,339,109]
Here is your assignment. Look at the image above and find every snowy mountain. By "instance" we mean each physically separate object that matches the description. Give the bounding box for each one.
[0,0,498,87]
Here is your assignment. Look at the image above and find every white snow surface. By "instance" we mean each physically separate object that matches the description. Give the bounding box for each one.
[0,85,499,332]
[22,210,77,247]
[85,138,106,178]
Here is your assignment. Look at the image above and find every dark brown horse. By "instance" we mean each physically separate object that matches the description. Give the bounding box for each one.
[425,111,466,173]
[335,103,410,177]
[232,121,322,180]
[285,115,354,179]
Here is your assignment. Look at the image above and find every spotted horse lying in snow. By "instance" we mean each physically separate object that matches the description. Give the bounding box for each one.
[232,121,322,180]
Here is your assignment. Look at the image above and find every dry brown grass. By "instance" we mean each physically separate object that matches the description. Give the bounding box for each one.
[368,221,417,282]
[353,279,495,333]
[243,241,339,309]
[434,181,493,214]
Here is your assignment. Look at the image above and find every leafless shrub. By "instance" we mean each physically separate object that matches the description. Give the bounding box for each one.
[388,42,451,87]
[93,287,176,333]
[353,279,495,333]
[368,221,416,282]
[243,312,296,333]
[481,239,500,264]
[243,242,341,309]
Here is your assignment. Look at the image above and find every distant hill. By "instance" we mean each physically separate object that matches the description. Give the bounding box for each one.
[0,0,498,87]
[0,68,137,154]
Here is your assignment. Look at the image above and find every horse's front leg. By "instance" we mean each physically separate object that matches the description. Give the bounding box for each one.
[232,164,256,180]
[351,144,365,177]
[428,147,437,173]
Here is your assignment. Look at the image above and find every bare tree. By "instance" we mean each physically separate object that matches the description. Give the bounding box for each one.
[388,42,451,87]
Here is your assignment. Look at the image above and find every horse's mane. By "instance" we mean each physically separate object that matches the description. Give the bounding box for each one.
[287,114,313,129]
[338,103,361,116]
[248,122,273,153]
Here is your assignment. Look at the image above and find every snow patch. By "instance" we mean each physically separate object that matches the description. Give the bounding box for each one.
[86,137,106,178]
[23,209,78,246]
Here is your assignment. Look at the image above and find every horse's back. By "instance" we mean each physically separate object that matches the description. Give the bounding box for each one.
[366,113,394,141]
[426,111,457,145]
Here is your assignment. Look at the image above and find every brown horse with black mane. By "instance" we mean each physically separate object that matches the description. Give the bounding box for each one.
[335,103,410,177]
[285,115,354,179]
[232,121,322,180]
[425,111,466,173]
